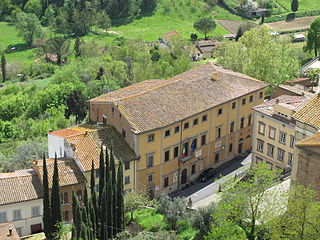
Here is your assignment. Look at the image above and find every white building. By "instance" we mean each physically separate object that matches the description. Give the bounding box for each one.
[0,169,43,237]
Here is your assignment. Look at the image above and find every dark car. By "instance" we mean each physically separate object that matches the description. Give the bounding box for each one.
[198,167,217,182]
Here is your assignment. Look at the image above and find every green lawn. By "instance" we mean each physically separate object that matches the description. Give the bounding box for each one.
[133,208,167,231]
[276,0,320,12]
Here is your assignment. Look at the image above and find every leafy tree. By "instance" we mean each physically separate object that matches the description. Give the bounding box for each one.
[51,155,62,236]
[124,189,151,222]
[190,33,198,42]
[15,12,43,46]
[194,18,216,40]
[157,196,187,230]
[217,27,299,89]
[291,0,299,12]
[74,37,81,58]
[41,37,71,65]
[42,155,52,239]
[42,4,54,26]
[191,202,215,238]
[96,11,111,31]
[235,22,255,41]
[24,0,42,17]
[306,17,320,57]
[65,90,87,123]
[1,54,6,82]
[140,0,157,14]
[130,230,179,240]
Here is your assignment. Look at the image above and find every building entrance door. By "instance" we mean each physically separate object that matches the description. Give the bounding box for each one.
[181,169,187,185]
[31,223,42,234]
[238,142,243,154]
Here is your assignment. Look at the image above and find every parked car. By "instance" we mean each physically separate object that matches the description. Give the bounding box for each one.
[198,167,217,182]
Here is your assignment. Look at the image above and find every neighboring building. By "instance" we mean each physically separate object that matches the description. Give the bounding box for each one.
[0,169,43,237]
[292,34,306,42]
[251,95,307,170]
[271,83,314,99]
[47,125,138,193]
[292,93,320,191]
[194,40,221,59]
[250,8,268,17]
[32,157,86,223]
[301,56,320,76]
[0,222,20,240]
[89,62,268,196]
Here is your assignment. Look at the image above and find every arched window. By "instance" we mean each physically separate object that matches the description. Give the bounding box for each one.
[64,192,68,203]
[77,190,82,201]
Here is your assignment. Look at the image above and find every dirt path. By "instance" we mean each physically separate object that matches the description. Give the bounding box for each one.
[265,16,319,31]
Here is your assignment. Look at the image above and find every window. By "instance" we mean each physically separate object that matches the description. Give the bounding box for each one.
[122,129,126,138]
[269,127,276,140]
[64,192,68,203]
[125,176,130,184]
[257,139,264,152]
[191,164,196,174]
[259,91,263,99]
[95,169,100,178]
[278,149,285,161]
[182,142,189,157]
[184,122,189,129]
[174,126,180,133]
[216,126,222,139]
[240,117,245,129]
[64,211,69,221]
[215,153,219,163]
[201,134,206,146]
[174,146,179,158]
[112,107,115,113]
[256,157,263,164]
[191,138,197,152]
[119,113,122,118]
[202,115,207,122]
[16,228,22,236]
[147,154,154,168]
[164,177,169,188]
[125,161,130,170]
[31,206,40,217]
[0,212,7,223]
[148,174,153,182]
[148,134,155,142]
[77,190,82,201]
[249,95,253,102]
[232,102,236,109]
[258,122,265,135]
[266,161,273,170]
[13,209,21,220]
[193,118,198,126]
[230,122,234,133]
[290,136,295,148]
[218,108,223,115]
[229,143,233,152]
[242,98,246,105]
[279,132,286,144]
[288,153,293,166]
[164,150,170,162]
[248,115,252,126]
[267,144,274,157]
[165,130,170,137]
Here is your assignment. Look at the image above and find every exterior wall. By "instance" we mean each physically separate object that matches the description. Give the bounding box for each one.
[89,102,137,153]
[135,89,265,196]
[251,112,296,170]
[48,134,65,158]
[0,199,43,237]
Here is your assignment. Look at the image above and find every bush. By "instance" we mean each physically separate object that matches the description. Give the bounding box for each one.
[191,202,215,238]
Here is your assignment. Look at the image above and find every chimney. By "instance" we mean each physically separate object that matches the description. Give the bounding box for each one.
[85,130,88,136]
[211,72,219,82]
[8,228,12,236]
[275,98,280,104]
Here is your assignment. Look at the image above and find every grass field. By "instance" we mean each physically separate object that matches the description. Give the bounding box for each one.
[276,0,319,12]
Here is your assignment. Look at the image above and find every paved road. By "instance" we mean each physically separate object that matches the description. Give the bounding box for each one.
[170,153,252,205]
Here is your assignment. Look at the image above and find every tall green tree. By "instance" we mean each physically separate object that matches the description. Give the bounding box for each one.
[98,145,105,207]
[306,17,320,57]
[110,146,117,234]
[100,187,107,240]
[116,161,124,232]
[42,36,71,65]
[42,154,52,239]
[72,192,82,239]
[90,160,99,236]
[65,90,87,123]
[106,175,113,238]
[74,37,81,58]
[51,155,62,235]
[15,12,43,46]
[1,54,6,83]
[291,0,299,12]
[194,18,216,40]
[89,199,96,240]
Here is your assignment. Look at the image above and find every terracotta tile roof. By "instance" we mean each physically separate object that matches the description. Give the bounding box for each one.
[0,222,20,240]
[66,125,138,172]
[293,94,320,129]
[49,129,82,138]
[296,132,320,147]
[91,62,267,133]
[35,158,86,188]
[276,84,314,98]
[0,169,42,206]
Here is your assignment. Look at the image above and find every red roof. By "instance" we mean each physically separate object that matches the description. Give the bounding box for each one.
[49,129,81,138]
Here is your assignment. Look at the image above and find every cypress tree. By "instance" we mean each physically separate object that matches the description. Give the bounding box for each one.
[51,155,61,235]
[42,154,52,239]
[116,161,124,232]
[71,224,77,240]
[90,160,99,235]
[74,37,81,58]
[80,222,88,240]
[110,146,117,236]
[89,199,96,240]
[291,0,299,12]
[84,187,89,211]
[99,187,107,240]
[72,193,82,238]
[105,147,109,184]
[1,54,6,83]
[81,208,89,240]
[106,175,113,238]
[110,145,116,185]
[98,145,105,207]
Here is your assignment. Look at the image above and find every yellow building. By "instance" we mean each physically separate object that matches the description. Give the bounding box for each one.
[292,93,320,191]
[251,95,307,170]
[89,62,267,196]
